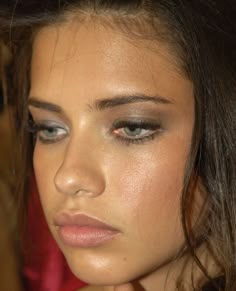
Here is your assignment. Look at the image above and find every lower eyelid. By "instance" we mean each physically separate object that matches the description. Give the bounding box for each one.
[113,127,162,145]
[113,131,158,145]
[37,134,67,144]
[113,128,155,137]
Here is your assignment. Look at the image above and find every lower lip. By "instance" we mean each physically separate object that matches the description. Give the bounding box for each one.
[58,225,119,248]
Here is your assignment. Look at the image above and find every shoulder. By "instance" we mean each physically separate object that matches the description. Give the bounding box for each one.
[78,286,101,291]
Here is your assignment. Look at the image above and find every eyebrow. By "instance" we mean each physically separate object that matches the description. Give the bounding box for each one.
[93,94,173,110]
[28,98,62,113]
[28,94,173,113]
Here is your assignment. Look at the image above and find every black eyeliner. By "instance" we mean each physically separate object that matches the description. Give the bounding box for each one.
[110,119,162,145]
[27,118,69,144]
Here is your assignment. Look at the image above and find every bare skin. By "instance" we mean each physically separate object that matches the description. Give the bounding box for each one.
[28,16,218,290]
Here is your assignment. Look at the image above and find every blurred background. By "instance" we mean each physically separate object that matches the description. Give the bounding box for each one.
[0,40,23,291]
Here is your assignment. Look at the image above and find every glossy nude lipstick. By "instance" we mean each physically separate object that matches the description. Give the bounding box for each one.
[54,213,120,248]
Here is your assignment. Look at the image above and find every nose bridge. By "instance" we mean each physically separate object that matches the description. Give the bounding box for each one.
[54,135,105,197]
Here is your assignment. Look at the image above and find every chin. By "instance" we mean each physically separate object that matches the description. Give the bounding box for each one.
[63,251,142,286]
[68,265,130,286]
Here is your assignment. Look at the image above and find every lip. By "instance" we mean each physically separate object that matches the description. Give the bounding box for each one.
[54,213,120,248]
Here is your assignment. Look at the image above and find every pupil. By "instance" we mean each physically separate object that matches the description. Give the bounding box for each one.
[125,126,141,136]
[129,126,137,132]
[45,128,55,135]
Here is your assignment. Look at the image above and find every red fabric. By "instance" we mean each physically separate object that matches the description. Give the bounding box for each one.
[23,183,87,291]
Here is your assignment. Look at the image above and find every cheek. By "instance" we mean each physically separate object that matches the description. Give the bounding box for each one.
[107,137,188,244]
[33,145,62,215]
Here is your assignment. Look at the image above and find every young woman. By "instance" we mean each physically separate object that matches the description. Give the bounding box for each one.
[2,0,236,290]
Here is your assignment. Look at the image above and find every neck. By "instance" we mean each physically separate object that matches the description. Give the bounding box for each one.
[141,244,221,290]
[101,244,222,291]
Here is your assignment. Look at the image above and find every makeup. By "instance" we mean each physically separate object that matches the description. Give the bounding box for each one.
[54,213,120,248]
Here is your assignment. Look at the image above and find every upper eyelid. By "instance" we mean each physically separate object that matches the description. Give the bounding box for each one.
[30,118,70,130]
[29,113,161,131]
[111,119,161,129]
[28,107,71,127]
[38,124,68,131]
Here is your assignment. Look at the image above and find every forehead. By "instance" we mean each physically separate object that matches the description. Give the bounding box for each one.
[30,18,192,106]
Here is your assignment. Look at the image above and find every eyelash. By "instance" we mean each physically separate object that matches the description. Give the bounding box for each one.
[28,118,162,145]
[28,119,68,144]
[111,120,162,145]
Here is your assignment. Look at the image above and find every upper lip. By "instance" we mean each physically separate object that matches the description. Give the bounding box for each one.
[54,213,118,231]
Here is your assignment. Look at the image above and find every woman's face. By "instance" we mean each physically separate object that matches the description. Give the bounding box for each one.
[29,18,194,286]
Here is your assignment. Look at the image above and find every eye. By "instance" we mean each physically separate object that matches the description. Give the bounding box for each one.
[114,125,154,138]
[38,126,67,142]
[28,119,69,144]
[112,120,161,145]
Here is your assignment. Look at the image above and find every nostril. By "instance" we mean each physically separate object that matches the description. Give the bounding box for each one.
[74,189,93,197]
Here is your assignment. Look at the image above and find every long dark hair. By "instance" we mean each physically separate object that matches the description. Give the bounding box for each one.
[1,1,236,290]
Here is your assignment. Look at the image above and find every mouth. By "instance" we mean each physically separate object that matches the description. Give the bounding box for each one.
[54,212,120,248]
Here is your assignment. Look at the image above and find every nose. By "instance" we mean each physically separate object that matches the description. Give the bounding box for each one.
[54,139,105,197]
